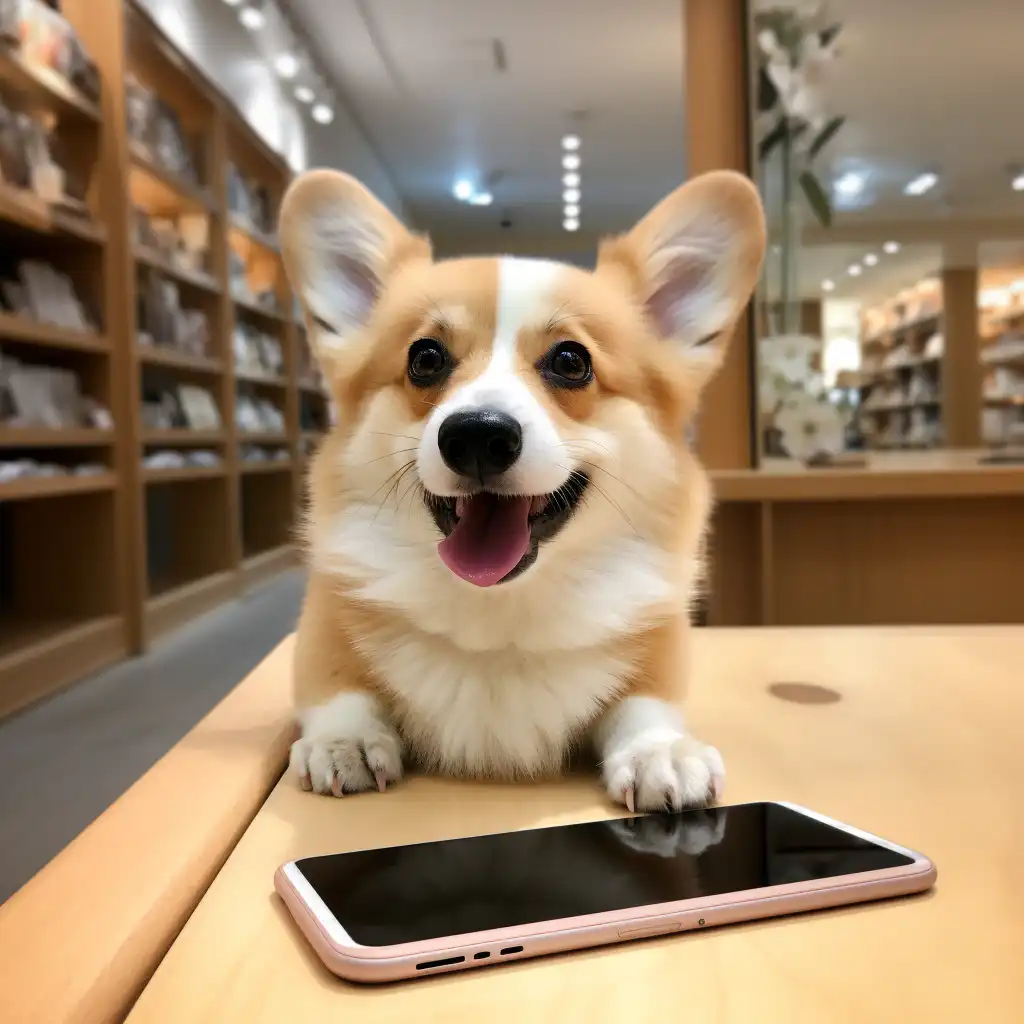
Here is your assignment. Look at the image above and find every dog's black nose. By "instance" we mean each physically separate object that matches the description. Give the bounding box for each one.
[438,409,523,480]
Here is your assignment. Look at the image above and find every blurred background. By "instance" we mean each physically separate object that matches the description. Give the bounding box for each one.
[1,0,1022,899]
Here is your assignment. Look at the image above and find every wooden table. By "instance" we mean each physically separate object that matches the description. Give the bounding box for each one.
[122,627,1023,1023]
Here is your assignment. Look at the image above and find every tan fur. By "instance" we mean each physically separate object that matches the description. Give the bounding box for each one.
[282,169,765,807]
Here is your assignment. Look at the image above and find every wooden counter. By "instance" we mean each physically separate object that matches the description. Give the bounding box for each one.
[707,450,1024,626]
[125,628,1024,1023]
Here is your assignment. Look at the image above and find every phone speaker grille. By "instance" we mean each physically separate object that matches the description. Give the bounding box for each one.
[415,955,466,971]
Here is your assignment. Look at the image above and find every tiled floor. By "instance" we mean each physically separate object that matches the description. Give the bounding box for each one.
[0,570,305,903]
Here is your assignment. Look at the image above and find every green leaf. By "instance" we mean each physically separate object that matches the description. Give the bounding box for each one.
[799,170,832,227]
[808,116,845,161]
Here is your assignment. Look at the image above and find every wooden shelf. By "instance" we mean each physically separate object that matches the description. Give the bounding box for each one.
[239,432,288,445]
[862,400,942,415]
[0,427,115,448]
[232,295,289,324]
[0,313,108,354]
[0,472,116,502]
[983,395,1024,407]
[241,545,296,589]
[863,312,942,348]
[130,142,217,213]
[240,460,293,475]
[137,346,224,374]
[142,429,226,446]
[235,370,288,388]
[135,248,222,294]
[144,571,238,644]
[0,183,106,243]
[298,377,328,396]
[0,46,102,123]
[143,465,227,484]
[982,349,1024,369]
[229,216,280,253]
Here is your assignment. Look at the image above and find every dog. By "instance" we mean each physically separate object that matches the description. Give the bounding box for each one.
[280,169,765,812]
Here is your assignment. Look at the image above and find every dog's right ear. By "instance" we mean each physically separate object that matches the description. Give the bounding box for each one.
[279,170,430,358]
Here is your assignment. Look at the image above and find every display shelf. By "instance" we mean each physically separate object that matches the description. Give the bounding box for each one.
[232,295,289,325]
[241,544,296,590]
[235,370,288,388]
[143,466,227,484]
[0,428,115,448]
[137,346,224,375]
[240,460,293,475]
[0,314,109,354]
[142,429,226,446]
[129,143,217,214]
[298,376,327,396]
[0,472,116,502]
[229,216,280,254]
[239,431,288,444]
[134,247,222,295]
[143,570,237,643]
[0,44,101,123]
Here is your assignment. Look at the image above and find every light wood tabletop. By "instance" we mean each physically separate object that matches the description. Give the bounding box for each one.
[126,627,1024,1023]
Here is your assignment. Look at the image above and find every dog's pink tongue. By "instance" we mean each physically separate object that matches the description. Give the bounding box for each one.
[438,494,532,587]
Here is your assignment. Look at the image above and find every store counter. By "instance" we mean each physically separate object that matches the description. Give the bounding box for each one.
[4,629,1013,1023]
[708,450,1024,625]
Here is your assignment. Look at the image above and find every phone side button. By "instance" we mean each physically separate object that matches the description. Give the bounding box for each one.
[618,923,681,940]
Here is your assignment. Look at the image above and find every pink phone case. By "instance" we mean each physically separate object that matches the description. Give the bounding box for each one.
[274,801,936,983]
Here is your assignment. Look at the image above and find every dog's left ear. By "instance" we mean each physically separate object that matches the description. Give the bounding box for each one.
[601,171,766,368]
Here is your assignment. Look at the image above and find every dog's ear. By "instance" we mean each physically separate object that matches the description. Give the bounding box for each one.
[600,171,765,374]
[280,170,430,358]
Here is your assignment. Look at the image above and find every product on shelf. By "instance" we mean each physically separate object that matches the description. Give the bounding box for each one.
[0,458,106,482]
[143,449,222,470]
[0,258,97,332]
[234,322,283,377]
[0,350,112,428]
[236,391,284,434]
[137,270,209,355]
[229,243,281,313]
[240,444,289,463]
[140,383,220,431]
[125,72,202,186]
[134,206,211,275]
[227,162,274,236]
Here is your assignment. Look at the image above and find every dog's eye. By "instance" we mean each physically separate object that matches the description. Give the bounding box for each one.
[407,338,452,386]
[541,341,593,389]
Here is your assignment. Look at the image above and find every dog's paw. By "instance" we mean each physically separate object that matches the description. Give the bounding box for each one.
[603,730,724,812]
[290,719,403,797]
[607,807,728,858]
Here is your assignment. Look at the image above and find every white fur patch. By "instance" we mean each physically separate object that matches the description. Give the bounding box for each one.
[417,257,568,497]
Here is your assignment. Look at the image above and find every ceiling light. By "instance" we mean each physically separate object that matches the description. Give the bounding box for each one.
[563,218,580,232]
[311,103,334,124]
[822,279,835,292]
[452,179,474,201]
[563,172,580,188]
[1013,173,1024,192]
[274,53,299,79]
[239,5,265,30]
[904,172,938,196]
[833,171,864,198]
[863,253,879,266]
[564,203,580,217]
[883,240,900,254]
[562,154,580,171]
[294,85,314,104]
[848,264,863,277]
[468,192,493,206]
[561,134,581,151]
[563,188,581,203]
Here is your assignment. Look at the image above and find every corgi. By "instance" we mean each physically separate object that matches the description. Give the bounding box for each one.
[280,169,765,812]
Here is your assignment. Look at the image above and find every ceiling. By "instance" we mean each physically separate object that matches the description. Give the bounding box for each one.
[283,0,686,255]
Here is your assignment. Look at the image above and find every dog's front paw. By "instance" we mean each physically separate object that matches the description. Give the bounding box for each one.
[603,730,724,812]
[290,694,403,797]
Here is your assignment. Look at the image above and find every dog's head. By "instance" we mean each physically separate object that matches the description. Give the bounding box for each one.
[282,171,764,596]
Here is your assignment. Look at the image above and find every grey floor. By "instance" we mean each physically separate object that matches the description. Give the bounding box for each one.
[0,570,305,904]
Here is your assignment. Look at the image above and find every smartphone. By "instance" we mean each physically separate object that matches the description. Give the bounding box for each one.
[275,801,935,983]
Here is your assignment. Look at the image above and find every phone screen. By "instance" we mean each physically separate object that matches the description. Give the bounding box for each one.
[296,802,912,946]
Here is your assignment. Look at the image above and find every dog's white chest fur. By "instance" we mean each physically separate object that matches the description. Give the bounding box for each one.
[364,631,630,776]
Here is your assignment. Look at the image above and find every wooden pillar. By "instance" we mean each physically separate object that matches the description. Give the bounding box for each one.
[685,0,754,470]
[942,264,981,448]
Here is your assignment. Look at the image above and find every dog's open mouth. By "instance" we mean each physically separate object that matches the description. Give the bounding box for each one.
[425,471,589,587]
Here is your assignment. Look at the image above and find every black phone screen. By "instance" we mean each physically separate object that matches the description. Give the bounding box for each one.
[296,802,912,946]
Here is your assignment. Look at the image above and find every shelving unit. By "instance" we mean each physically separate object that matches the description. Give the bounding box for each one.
[0,1,323,718]
[980,307,1024,448]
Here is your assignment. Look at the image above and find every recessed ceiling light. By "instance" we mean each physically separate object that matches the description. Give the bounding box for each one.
[468,192,493,206]
[848,264,863,277]
[294,85,314,104]
[562,154,580,171]
[564,203,580,217]
[863,253,879,266]
[1013,173,1024,192]
[563,188,581,203]
[564,218,580,232]
[274,53,299,79]
[833,171,865,198]
[822,279,835,292]
[452,179,474,201]
[563,172,580,188]
[561,134,581,151]
[883,240,900,254]
[239,5,265,30]
[904,172,938,196]
[311,104,334,124]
